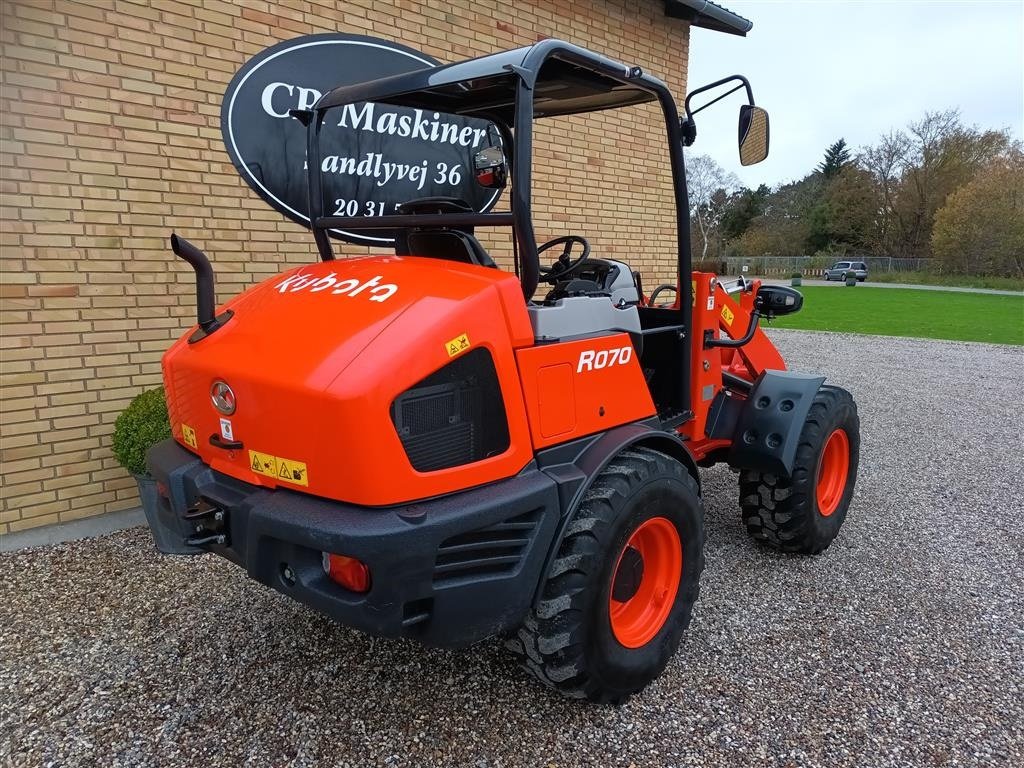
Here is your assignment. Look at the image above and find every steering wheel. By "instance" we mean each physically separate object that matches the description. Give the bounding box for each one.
[537,235,591,284]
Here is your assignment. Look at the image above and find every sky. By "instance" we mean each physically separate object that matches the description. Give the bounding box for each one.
[685,0,1024,188]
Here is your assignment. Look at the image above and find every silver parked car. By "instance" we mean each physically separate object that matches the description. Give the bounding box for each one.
[823,261,867,281]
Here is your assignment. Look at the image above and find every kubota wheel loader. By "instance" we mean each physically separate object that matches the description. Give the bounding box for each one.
[145,40,860,703]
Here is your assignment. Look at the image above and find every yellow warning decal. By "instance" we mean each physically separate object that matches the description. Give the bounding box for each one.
[181,424,198,450]
[721,304,735,327]
[276,457,308,487]
[690,279,697,307]
[249,450,308,487]
[250,450,277,478]
[445,332,471,358]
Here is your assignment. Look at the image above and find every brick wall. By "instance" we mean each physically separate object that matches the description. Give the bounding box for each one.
[0,0,689,533]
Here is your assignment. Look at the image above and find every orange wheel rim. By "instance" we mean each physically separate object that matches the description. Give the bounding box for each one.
[816,428,850,517]
[608,516,682,648]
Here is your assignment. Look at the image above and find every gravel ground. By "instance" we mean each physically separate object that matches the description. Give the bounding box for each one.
[3,330,1023,768]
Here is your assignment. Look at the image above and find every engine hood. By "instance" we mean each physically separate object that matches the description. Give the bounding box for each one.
[175,256,529,386]
[160,255,535,505]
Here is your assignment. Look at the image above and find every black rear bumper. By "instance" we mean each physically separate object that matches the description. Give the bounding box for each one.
[146,440,561,648]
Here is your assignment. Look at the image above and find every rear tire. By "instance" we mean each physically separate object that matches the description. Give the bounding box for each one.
[507,447,704,703]
[739,385,859,554]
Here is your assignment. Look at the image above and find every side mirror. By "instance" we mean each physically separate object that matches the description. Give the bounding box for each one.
[738,105,770,166]
[472,146,507,189]
[755,284,802,317]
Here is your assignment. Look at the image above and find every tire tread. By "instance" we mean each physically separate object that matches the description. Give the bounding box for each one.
[739,385,859,554]
[508,447,703,703]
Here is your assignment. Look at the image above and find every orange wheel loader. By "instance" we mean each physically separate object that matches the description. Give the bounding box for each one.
[145,40,860,703]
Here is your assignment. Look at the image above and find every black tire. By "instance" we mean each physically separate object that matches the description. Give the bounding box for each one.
[739,385,859,554]
[507,447,704,703]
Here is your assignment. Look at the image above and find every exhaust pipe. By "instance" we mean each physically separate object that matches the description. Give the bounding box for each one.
[170,234,233,342]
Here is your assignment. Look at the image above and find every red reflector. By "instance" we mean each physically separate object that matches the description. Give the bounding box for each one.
[322,553,371,593]
[155,481,169,498]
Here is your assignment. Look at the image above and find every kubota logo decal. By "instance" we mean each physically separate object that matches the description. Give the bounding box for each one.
[274,271,398,302]
[577,345,633,373]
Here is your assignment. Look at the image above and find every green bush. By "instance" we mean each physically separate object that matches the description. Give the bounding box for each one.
[112,388,171,476]
[791,272,803,278]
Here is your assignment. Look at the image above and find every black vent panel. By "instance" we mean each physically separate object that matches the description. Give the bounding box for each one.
[391,348,510,472]
[434,507,542,585]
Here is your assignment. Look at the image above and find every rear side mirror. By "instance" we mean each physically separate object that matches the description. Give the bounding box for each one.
[755,284,802,317]
[738,105,770,166]
[473,146,507,189]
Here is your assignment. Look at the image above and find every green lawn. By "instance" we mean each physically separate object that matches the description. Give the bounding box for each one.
[769,286,1024,345]
[868,271,1024,291]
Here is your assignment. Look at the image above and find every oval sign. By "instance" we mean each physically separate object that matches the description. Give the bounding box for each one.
[221,34,502,246]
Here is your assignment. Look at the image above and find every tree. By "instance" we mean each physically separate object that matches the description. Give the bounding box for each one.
[732,175,820,259]
[720,184,770,241]
[931,150,1024,276]
[806,166,880,253]
[717,111,1020,273]
[861,110,1013,257]
[817,139,851,179]
[861,129,911,254]
[685,154,740,260]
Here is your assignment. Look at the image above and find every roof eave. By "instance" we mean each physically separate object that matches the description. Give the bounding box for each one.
[664,0,753,36]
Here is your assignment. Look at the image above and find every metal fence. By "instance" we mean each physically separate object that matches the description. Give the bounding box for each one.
[717,256,930,277]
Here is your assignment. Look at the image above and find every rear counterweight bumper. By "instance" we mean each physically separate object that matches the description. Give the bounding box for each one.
[146,439,561,648]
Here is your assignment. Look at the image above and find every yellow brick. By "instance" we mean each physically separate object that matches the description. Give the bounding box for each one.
[11,513,60,530]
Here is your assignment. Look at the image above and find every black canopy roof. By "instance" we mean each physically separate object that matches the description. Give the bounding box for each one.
[314,40,661,125]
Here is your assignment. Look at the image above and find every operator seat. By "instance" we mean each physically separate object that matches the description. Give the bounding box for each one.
[545,258,641,305]
[394,197,496,268]
[531,255,644,350]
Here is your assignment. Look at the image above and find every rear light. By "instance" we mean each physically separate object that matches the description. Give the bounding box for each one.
[322,552,371,593]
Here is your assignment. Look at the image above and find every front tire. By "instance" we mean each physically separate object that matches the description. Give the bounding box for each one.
[739,385,859,554]
[507,447,704,703]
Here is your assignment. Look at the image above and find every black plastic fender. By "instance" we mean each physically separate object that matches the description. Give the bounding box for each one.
[727,370,825,477]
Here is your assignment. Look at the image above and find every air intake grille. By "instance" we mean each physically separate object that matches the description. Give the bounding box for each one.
[433,507,542,585]
[391,348,510,472]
